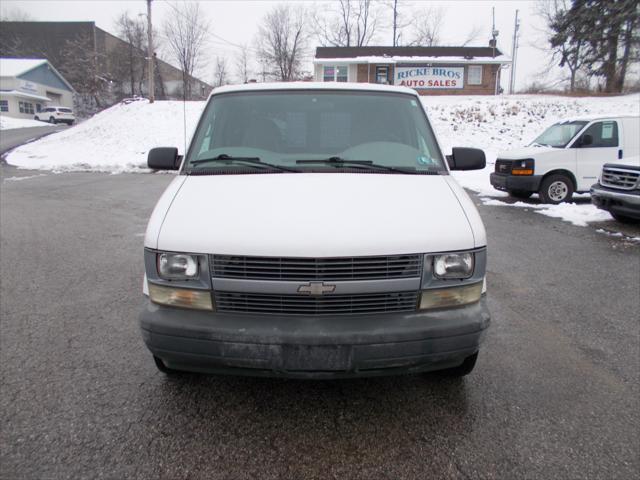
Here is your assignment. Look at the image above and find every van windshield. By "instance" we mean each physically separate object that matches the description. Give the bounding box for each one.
[184,91,446,173]
[532,121,588,148]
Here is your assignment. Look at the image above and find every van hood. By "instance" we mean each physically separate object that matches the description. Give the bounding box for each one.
[497,145,558,159]
[151,173,482,257]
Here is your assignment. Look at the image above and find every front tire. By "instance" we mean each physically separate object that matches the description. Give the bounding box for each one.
[508,190,533,199]
[539,174,574,204]
[49,116,56,124]
[436,352,478,377]
[34,115,40,121]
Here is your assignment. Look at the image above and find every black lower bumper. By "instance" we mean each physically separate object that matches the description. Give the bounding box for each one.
[490,173,542,193]
[590,184,640,220]
[139,297,491,379]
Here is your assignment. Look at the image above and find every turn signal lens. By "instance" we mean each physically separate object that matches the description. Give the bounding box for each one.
[148,283,214,311]
[419,283,483,310]
[510,159,534,176]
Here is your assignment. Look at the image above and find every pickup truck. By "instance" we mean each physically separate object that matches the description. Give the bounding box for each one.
[591,160,640,223]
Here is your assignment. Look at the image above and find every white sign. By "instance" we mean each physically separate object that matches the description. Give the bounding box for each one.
[18,80,38,94]
[394,66,464,89]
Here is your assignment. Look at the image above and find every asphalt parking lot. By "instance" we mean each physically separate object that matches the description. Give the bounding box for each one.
[1,165,639,480]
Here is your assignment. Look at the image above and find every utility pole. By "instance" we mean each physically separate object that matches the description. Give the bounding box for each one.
[392,0,398,47]
[509,9,520,95]
[146,0,155,103]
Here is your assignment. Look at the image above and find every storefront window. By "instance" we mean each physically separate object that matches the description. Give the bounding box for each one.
[468,65,483,85]
[336,66,348,82]
[0,100,8,112]
[376,66,389,84]
[18,101,34,114]
[323,66,335,82]
[323,65,348,82]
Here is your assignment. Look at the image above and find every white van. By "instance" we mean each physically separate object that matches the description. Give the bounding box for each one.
[140,83,490,379]
[490,115,640,203]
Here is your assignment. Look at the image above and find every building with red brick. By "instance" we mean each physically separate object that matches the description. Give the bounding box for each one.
[313,46,512,95]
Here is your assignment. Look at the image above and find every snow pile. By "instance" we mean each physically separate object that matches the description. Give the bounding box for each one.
[5,100,204,173]
[481,198,611,226]
[0,115,51,130]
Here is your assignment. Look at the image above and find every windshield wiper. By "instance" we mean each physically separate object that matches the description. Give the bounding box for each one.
[295,156,428,174]
[189,154,299,172]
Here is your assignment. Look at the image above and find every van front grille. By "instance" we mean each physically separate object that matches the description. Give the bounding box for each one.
[210,255,423,281]
[601,166,639,190]
[214,291,418,315]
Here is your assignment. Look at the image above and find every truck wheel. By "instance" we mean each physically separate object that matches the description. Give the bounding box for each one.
[436,352,478,377]
[153,355,181,375]
[539,174,573,204]
[508,190,533,199]
[611,212,639,224]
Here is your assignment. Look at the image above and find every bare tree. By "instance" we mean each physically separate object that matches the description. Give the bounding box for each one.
[255,4,308,81]
[213,56,228,87]
[59,33,110,109]
[235,45,251,83]
[410,6,444,46]
[461,24,483,47]
[163,2,210,99]
[0,6,34,21]
[313,0,380,47]
[114,12,147,96]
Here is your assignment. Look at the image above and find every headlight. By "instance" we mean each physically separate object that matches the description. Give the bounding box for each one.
[433,252,474,279]
[148,283,214,310]
[511,158,534,176]
[157,252,199,279]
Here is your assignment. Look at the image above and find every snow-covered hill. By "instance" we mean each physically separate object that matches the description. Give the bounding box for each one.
[4,100,204,173]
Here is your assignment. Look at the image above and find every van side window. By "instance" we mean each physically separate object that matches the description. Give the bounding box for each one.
[581,121,619,148]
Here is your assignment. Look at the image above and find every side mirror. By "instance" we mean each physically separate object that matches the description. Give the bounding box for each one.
[148,147,181,170]
[580,134,593,147]
[447,147,486,171]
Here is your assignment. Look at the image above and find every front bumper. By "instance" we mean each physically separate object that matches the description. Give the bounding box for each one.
[490,173,542,192]
[140,297,491,378]
[590,184,640,219]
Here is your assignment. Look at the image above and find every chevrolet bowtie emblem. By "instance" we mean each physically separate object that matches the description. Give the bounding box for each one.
[297,282,336,295]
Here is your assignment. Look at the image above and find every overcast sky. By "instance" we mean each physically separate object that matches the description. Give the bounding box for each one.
[1,0,561,90]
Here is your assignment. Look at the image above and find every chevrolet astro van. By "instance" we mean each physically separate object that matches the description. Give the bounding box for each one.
[140,83,490,379]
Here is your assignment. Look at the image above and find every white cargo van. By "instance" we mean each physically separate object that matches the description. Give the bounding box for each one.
[490,115,640,203]
[140,83,490,379]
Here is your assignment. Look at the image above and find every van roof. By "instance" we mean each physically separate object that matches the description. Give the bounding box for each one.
[210,81,420,98]
[559,114,639,122]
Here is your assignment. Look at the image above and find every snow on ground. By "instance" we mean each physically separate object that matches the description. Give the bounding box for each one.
[4,92,639,229]
[0,115,51,130]
[5,100,204,173]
